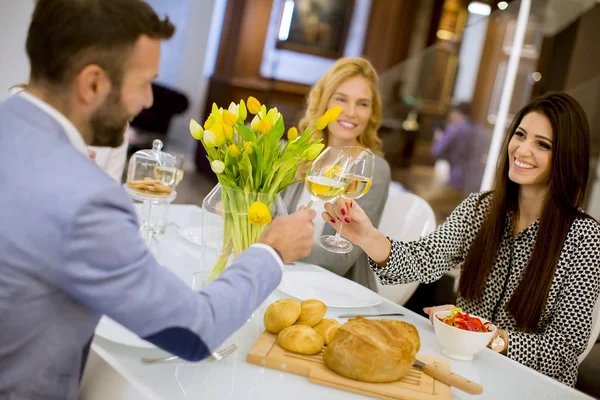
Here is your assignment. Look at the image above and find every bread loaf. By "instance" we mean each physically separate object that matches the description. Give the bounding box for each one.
[323,317,420,382]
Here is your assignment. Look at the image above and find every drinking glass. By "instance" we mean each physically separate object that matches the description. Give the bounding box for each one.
[319,147,375,254]
[192,271,220,292]
[304,147,353,252]
[305,147,351,207]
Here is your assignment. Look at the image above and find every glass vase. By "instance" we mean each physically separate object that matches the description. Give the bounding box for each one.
[201,184,287,279]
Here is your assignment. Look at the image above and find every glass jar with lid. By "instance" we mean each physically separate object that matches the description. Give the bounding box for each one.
[125,139,179,201]
[124,139,180,238]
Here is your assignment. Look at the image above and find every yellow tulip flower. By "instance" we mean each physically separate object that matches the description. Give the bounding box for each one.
[210,124,226,146]
[266,107,281,127]
[210,160,225,174]
[238,99,247,122]
[203,130,218,147]
[189,119,204,140]
[323,106,342,123]
[229,144,240,157]
[250,115,260,132]
[244,142,254,153]
[257,118,272,134]
[247,96,261,115]
[315,106,343,131]
[223,124,233,141]
[248,202,272,225]
[315,115,329,131]
[287,127,298,141]
[259,105,267,116]
[222,110,237,126]
[228,102,239,116]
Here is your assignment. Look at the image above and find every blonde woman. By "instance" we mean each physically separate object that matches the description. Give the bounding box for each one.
[283,57,392,290]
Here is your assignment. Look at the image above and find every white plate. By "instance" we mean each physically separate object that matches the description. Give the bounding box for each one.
[95,316,155,348]
[277,269,381,308]
[178,226,203,246]
[178,226,223,249]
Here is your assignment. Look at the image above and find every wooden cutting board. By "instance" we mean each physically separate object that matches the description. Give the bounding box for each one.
[246,331,451,400]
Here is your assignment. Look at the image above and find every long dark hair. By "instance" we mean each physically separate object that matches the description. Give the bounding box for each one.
[458,92,593,332]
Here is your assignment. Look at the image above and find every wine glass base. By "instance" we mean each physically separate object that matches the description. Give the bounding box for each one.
[319,235,353,254]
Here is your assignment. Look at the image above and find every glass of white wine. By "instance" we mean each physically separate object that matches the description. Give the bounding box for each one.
[154,152,184,187]
[305,147,351,206]
[319,146,375,254]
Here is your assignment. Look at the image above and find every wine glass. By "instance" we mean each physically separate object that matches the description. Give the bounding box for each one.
[171,152,185,186]
[319,147,375,254]
[154,152,184,187]
[305,146,351,209]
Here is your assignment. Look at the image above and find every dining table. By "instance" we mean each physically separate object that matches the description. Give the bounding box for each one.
[80,204,594,400]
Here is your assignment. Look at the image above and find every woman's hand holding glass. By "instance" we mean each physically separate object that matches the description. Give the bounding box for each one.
[322,198,392,264]
[323,198,375,245]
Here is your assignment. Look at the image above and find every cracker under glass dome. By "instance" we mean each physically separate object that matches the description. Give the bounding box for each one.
[124,139,182,238]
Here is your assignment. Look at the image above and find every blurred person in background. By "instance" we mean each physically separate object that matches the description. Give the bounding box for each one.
[426,102,489,217]
[0,1,316,398]
[283,57,391,291]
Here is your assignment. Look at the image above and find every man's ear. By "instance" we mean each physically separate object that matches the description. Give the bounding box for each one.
[73,64,112,107]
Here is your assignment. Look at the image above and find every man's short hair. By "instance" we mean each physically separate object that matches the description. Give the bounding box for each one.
[27,0,175,87]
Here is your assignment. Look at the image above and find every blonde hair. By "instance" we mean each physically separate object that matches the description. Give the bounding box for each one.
[298,57,383,156]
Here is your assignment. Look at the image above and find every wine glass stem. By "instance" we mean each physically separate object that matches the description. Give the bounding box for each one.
[336,220,344,238]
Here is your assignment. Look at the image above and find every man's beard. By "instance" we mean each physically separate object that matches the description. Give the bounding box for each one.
[89,88,132,147]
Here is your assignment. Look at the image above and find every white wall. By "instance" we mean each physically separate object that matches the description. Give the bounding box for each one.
[453,13,489,103]
[144,0,225,158]
[0,0,35,102]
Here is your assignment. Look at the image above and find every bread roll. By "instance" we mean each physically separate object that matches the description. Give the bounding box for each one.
[313,318,340,345]
[278,325,324,355]
[263,298,301,333]
[296,299,327,327]
[323,317,420,383]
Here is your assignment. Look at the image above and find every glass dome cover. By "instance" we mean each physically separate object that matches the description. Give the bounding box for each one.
[125,139,178,199]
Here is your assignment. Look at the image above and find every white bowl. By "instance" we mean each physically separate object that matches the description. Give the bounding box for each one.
[433,310,497,361]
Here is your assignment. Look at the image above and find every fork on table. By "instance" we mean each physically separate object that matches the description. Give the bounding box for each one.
[141,343,238,364]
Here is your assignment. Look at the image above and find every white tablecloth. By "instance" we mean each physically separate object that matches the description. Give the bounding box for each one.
[81,204,593,400]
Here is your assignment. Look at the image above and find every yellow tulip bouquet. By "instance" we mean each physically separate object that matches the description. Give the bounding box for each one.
[190,96,341,276]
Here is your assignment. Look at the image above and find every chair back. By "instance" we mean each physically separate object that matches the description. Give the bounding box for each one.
[579,292,600,364]
[374,191,436,305]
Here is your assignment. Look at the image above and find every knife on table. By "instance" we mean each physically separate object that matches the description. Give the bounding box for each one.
[337,313,404,318]
[413,358,483,395]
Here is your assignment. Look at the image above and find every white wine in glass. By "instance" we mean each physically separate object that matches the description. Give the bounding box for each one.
[319,147,375,254]
[154,166,184,186]
[154,152,185,186]
[305,175,348,202]
[305,147,351,206]
[342,174,373,200]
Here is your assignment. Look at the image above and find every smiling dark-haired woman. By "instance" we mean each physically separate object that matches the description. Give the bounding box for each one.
[322,92,600,386]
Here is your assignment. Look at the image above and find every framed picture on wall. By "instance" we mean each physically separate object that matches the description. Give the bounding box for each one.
[276,0,355,59]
